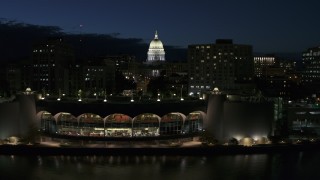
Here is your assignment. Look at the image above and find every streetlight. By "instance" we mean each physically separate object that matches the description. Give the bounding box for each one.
[57,89,61,101]
[180,85,184,101]
[198,92,203,100]
[157,89,160,101]
[131,90,134,102]
[78,89,82,102]
[103,89,107,102]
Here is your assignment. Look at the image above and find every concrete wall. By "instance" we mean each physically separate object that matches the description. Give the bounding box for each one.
[223,101,273,140]
[16,94,37,137]
[206,94,226,140]
[206,94,273,141]
[0,101,20,139]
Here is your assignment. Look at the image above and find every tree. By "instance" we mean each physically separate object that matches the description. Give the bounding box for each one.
[115,71,136,93]
[147,76,169,97]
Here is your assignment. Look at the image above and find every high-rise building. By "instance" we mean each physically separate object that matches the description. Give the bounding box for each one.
[302,46,320,94]
[32,38,74,95]
[104,55,138,77]
[254,55,275,77]
[255,56,300,98]
[147,31,165,63]
[82,58,115,96]
[188,39,254,95]
[5,63,21,93]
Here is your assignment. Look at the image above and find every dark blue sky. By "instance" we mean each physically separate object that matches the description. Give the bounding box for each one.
[1,0,320,53]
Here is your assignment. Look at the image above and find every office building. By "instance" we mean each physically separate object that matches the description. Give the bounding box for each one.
[32,38,74,95]
[188,39,254,95]
[302,46,320,94]
[254,55,275,77]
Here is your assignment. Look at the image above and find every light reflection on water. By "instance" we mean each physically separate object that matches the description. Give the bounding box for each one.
[1,152,320,180]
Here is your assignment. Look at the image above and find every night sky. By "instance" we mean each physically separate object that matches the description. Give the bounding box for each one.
[1,0,320,55]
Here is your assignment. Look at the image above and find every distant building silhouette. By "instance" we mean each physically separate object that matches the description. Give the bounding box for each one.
[254,55,300,98]
[104,55,138,77]
[254,55,275,77]
[31,38,74,95]
[188,39,254,95]
[81,57,116,96]
[302,46,320,95]
[5,63,21,93]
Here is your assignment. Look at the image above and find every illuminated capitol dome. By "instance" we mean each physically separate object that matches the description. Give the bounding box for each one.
[147,31,165,63]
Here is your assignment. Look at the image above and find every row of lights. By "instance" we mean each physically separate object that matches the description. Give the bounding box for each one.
[42,91,203,103]
[46,95,191,102]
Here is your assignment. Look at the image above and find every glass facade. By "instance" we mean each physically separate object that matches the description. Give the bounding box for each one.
[184,111,205,133]
[133,113,160,137]
[54,112,78,135]
[36,111,205,138]
[78,113,104,137]
[104,114,132,137]
[160,113,185,135]
[38,111,56,133]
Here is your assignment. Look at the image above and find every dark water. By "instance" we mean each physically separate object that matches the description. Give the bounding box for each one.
[1,152,320,180]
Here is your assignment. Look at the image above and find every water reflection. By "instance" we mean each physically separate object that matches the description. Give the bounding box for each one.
[1,153,320,179]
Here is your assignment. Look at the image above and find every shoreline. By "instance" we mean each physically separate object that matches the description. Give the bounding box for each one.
[1,143,320,156]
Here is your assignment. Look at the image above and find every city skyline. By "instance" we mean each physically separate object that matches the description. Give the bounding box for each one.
[1,0,320,54]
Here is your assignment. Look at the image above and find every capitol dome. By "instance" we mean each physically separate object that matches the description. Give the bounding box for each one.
[149,33,164,49]
[147,31,165,63]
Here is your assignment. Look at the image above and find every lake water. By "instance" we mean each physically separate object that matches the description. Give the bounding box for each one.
[1,152,320,180]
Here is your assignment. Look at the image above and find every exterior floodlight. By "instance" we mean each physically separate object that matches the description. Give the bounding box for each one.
[103,99,107,102]
[57,98,61,101]
[78,99,82,102]
[180,98,184,101]
[157,98,161,102]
